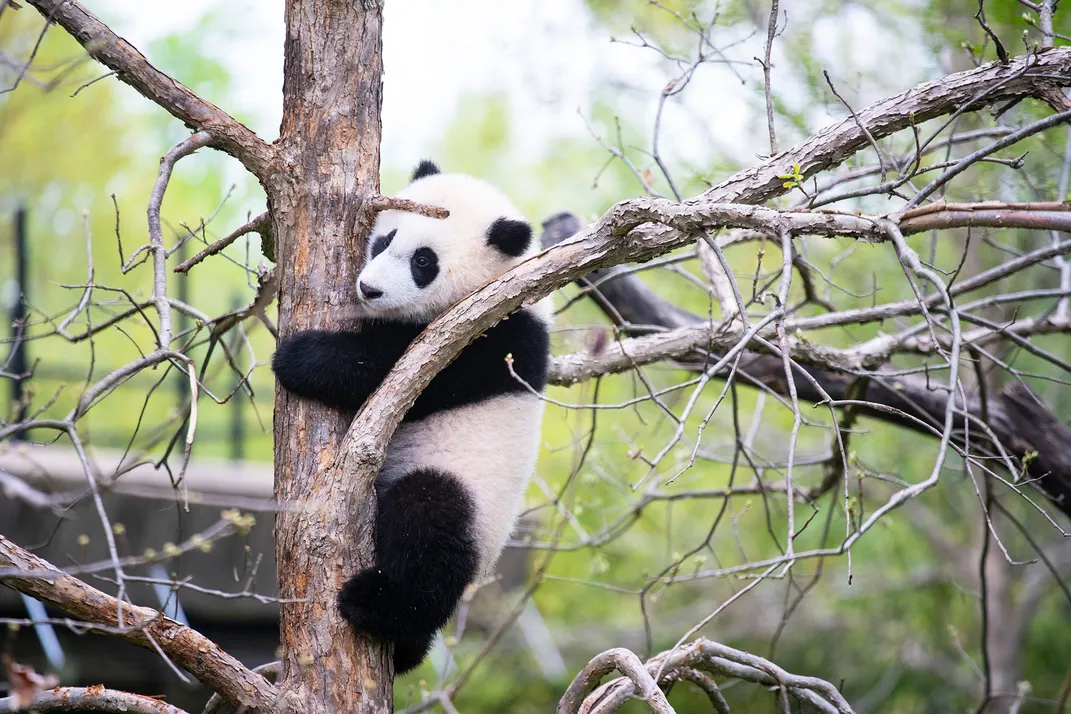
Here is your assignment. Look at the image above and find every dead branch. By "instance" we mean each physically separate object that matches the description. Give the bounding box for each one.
[559,639,853,714]
[173,212,271,274]
[0,687,191,713]
[0,535,281,713]
[368,195,450,219]
[539,213,1071,519]
[23,0,277,180]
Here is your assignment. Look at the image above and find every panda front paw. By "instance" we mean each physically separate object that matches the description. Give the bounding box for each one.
[338,568,402,640]
[270,332,326,397]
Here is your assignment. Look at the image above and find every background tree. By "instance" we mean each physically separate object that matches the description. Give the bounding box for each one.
[1,1,1069,713]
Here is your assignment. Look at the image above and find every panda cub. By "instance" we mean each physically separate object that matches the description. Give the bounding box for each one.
[271,161,551,674]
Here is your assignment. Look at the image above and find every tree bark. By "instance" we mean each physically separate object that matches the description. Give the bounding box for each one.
[271,1,392,712]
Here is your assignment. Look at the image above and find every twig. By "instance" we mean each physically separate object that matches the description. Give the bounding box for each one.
[823,70,889,183]
[173,212,269,274]
[761,0,780,155]
[368,195,450,219]
[975,0,1009,64]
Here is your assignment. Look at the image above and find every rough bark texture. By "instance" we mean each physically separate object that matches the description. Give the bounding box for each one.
[0,686,191,713]
[271,1,392,712]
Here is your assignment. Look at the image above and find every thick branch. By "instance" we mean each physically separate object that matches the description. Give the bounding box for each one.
[0,535,280,713]
[25,0,277,181]
[702,47,1071,204]
[0,687,190,713]
[335,198,902,477]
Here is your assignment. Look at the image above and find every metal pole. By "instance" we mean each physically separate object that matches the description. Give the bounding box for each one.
[11,207,28,433]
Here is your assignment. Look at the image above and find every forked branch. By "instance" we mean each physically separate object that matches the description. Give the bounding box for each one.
[559,639,853,714]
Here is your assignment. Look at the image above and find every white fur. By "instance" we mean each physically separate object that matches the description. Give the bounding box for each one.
[360,171,551,575]
[358,173,536,322]
[380,394,544,574]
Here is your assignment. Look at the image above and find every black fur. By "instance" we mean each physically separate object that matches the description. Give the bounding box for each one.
[410,247,439,288]
[272,305,549,675]
[337,468,478,674]
[411,160,441,182]
[370,229,397,258]
[271,309,549,418]
[393,633,437,675]
[487,218,532,257]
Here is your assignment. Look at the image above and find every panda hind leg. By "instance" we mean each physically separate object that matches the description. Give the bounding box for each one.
[337,468,479,649]
[393,632,437,675]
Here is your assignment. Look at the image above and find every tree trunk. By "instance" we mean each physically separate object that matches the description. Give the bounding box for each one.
[271,1,392,711]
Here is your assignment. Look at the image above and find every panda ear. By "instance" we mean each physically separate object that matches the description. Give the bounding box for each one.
[411,160,441,182]
[487,218,532,258]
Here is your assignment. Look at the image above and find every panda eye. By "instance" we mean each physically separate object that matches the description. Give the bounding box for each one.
[370,229,396,258]
[410,247,439,287]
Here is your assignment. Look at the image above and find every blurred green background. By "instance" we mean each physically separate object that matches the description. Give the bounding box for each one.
[2,1,1070,712]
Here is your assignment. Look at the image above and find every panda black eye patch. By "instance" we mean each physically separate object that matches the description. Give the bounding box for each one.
[410,247,439,288]
[370,229,397,258]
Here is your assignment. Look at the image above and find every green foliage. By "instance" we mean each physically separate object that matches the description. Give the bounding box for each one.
[4,2,1071,712]
[1,9,272,462]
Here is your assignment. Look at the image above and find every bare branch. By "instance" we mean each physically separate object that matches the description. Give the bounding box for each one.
[173,212,271,274]
[148,132,213,349]
[23,0,277,180]
[560,639,853,714]
[0,535,281,713]
[538,213,1071,518]
[557,648,673,714]
[368,195,450,219]
[701,47,1071,204]
[760,0,780,155]
[0,687,191,713]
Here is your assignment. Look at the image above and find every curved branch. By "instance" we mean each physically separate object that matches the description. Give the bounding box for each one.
[557,648,673,714]
[333,197,905,477]
[0,535,280,714]
[24,0,277,181]
[0,687,190,713]
[559,639,853,714]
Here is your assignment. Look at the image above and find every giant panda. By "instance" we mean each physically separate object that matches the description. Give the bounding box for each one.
[271,161,551,674]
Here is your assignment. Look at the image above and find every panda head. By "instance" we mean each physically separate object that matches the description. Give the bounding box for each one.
[356,161,536,322]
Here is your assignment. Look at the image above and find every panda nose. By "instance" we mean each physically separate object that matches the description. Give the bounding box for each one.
[360,281,383,300]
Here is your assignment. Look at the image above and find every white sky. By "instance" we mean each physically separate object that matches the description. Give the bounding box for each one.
[94,1,933,183]
[96,0,754,171]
